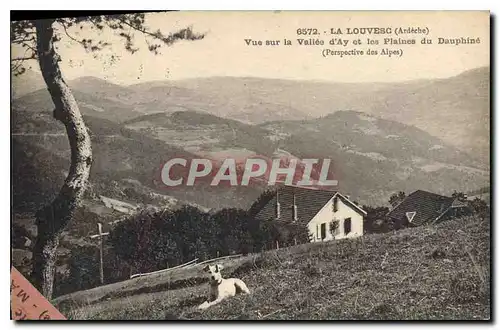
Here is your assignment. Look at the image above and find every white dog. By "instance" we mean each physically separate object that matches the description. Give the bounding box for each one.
[198,264,250,310]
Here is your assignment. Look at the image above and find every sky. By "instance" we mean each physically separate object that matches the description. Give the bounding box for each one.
[12,11,490,85]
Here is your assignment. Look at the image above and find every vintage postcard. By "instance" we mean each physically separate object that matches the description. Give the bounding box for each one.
[11,10,490,320]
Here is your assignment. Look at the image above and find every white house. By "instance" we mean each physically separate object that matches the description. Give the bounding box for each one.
[253,185,366,243]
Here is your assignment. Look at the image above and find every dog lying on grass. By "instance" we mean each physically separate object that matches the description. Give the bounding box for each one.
[198,264,251,310]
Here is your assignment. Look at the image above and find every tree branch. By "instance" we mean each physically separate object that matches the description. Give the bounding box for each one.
[12,55,36,62]
[11,61,24,73]
[113,16,204,46]
[22,42,37,56]
[58,19,84,45]
[12,36,35,44]
[114,17,157,38]
[11,46,36,77]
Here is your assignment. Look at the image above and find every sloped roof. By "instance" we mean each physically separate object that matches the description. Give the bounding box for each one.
[253,185,337,224]
[387,190,460,226]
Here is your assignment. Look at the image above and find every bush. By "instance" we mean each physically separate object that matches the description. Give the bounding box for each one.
[469,198,489,219]
[108,205,277,273]
[109,206,202,273]
[107,201,314,275]
[362,205,390,234]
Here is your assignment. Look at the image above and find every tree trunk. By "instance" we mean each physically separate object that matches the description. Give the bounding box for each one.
[31,19,93,299]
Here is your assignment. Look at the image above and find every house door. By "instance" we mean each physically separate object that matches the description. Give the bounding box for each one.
[320,223,326,240]
[344,218,352,235]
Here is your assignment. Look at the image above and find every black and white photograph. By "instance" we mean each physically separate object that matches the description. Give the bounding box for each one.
[10,10,490,320]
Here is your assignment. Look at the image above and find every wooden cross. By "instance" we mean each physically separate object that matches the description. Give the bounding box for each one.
[89,223,109,285]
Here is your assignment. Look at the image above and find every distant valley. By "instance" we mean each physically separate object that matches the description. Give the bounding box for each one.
[14,66,490,163]
[12,82,489,208]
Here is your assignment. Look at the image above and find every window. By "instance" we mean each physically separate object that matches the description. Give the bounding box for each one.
[333,197,338,212]
[320,223,326,240]
[344,218,352,235]
[405,211,416,222]
[316,224,320,239]
[332,220,340,236]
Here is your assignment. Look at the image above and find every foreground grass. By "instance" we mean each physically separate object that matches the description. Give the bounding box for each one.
[57,215,490,320]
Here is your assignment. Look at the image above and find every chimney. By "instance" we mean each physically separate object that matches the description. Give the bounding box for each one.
[275,189,281,219]
[292,193,298,221]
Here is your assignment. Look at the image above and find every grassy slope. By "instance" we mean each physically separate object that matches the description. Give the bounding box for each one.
[57,215,490,320]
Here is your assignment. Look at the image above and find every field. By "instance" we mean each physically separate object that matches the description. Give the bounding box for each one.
[54,215,490,320]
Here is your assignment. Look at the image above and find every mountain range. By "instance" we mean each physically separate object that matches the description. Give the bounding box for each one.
[13,67,490,163]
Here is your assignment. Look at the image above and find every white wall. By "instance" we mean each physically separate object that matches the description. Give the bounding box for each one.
[307,194,364,242]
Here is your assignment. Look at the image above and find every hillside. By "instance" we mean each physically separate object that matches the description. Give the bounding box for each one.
[263,110,482,167]
[54,215,490,320]
[123,110,275,157]
[122,108,488,206]
[259,111,488,205]
[12,109,266,213]
[13,87,142,122]
[12,106,488,209]
[363,68,490,164]
[141,67,489,163]
[11,69,46,99]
